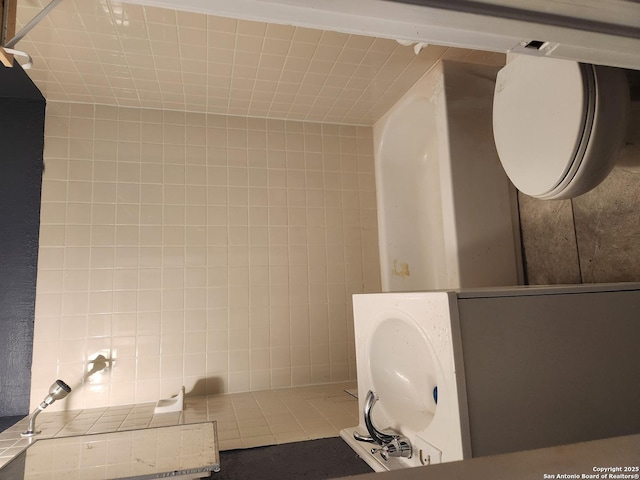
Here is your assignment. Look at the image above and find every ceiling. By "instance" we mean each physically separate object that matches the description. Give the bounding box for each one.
[14,0,504,125]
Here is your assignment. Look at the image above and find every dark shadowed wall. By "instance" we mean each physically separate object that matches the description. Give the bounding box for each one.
[0,61,45,416]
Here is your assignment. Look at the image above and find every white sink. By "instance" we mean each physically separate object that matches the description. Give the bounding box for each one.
[369,317,438,432]
[342,283,640,470]
[341,291,468,472]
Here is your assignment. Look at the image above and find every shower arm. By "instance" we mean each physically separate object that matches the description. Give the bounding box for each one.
[22,380,71,437]
[24,405,46,437]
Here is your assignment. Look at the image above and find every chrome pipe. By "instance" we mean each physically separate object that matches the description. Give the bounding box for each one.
[22,380,71,437]
[363,391,395,445]
[5,0,63,48]
[353,390,413,461]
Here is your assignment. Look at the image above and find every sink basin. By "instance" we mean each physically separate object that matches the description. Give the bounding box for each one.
[340,291,467,472]
[342,284,640,471]
[369,317,438,432]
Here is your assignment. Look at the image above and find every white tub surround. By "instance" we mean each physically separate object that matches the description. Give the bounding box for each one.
[374,60,523,292]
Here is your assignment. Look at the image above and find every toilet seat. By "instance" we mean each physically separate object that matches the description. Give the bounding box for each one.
[493,55,629,199]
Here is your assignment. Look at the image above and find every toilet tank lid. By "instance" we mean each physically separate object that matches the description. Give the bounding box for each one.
[492,55,590,197]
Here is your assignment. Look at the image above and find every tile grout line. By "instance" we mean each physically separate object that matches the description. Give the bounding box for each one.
[0,382,358,464]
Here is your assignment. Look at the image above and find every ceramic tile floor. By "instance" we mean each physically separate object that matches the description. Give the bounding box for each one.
[0,381,359,469]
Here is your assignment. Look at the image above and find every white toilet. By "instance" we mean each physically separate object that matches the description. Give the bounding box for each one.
[492,54,631,199]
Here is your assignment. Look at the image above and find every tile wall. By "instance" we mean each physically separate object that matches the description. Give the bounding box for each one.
[32,101,381,411]
[17,0,504,125]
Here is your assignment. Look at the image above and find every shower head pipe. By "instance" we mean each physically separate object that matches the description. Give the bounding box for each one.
[22,380,71,437]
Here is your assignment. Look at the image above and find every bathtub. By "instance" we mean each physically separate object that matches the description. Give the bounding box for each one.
[374,60,523,291]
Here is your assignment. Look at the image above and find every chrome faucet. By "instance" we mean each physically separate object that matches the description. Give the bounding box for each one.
[353,390,412,461]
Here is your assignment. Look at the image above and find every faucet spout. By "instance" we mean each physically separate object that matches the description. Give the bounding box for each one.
[353,390,413,461]
[362,391,395,445]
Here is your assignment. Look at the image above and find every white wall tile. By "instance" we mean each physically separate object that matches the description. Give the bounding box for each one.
[32,102,380,410]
